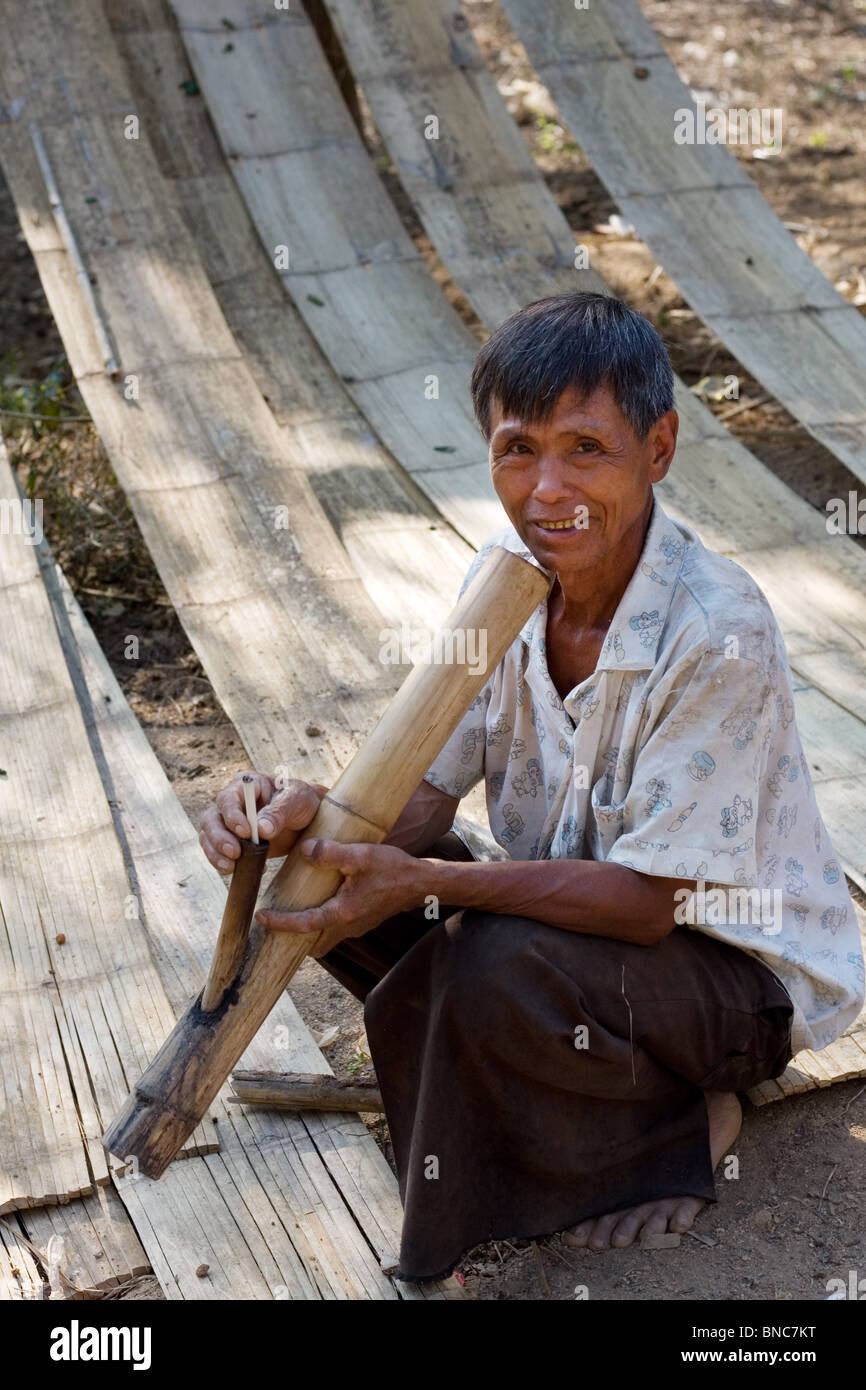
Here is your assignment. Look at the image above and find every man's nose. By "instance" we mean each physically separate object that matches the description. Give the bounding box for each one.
[531,454,577,503]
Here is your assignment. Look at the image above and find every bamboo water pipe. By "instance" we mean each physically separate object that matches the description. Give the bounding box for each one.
[103,546,550,1177]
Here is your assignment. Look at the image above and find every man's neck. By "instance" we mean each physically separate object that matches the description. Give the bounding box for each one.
[551,496,654,633]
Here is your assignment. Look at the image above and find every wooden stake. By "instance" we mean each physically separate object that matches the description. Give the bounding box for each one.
[102,546,550,1178]
[228,1071,384,1113]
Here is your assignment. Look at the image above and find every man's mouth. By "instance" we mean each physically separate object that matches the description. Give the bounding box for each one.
[533,515,583,532]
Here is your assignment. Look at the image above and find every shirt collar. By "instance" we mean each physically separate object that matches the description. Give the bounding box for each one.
[597,498,690,671]
[491,497,690,674]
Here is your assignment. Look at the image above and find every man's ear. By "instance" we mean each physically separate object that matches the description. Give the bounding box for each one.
[648,408,678,483]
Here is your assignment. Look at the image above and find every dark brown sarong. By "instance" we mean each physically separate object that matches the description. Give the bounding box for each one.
[317,836,794,1282]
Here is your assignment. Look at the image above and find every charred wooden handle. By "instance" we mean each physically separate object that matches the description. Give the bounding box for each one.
[201,837,269,1013]
[102,546,550,1177]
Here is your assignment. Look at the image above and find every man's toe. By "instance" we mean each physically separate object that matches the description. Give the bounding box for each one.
[669,1196,703,1233]
[611,1201,663,1247]
[567,1218,596,1248]
[587,1212,622,1250]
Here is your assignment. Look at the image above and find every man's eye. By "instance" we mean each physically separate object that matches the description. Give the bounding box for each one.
[575,441,599,453]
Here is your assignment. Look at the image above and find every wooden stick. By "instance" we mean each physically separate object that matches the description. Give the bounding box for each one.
[242,775,259,845]
[102,546,549,1178]
[29,123,119,377]
[200,837,269,1013]
[228,1071,384,1113]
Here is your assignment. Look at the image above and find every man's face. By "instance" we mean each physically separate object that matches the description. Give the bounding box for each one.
[488,382,677,580]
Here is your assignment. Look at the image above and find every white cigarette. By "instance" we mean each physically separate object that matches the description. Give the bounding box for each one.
[242,775,259,844]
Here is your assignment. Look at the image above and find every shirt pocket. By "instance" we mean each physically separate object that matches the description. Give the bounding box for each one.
[588,780,628,855]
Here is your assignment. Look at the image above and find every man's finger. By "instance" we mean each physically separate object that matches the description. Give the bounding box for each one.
[198,827,236,874]
[198,809,242,864]
[215,772,271,837]
[255,905,331,935]
[299,837,369,871]
[257,781,324,840]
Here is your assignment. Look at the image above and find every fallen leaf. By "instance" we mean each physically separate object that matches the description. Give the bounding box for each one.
[691,374,738,403]
[594,214,635,237]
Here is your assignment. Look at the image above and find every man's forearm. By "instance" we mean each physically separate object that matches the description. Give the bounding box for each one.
[384,779,459,855]
[410,856,689,946]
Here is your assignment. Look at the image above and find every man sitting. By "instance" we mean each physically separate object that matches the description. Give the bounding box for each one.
[199,292,864,1282]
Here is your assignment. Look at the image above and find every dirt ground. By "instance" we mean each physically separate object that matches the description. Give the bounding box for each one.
[2,0,865,1301]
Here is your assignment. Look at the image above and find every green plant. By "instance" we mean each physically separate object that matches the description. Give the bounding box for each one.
[532,112,578,155]
[346,1042,372,1075]
[0,351,84,428]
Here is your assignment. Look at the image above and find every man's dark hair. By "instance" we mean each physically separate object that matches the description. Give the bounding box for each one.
[471,291,675,442]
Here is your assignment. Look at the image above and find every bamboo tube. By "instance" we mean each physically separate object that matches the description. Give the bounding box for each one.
[102,546,550,1177]
[228,1072,384,1113]
[200,837,269,1013]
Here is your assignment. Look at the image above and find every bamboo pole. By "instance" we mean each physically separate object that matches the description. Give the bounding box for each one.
[103,546,549,1177]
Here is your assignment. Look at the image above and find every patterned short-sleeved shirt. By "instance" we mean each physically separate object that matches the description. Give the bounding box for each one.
[424,498,864,1054]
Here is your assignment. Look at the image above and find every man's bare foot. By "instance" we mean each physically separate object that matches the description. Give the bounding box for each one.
[567,1090,742,1251]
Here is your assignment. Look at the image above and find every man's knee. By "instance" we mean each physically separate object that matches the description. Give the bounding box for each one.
[446,906,527,966]
[432,909,556,1032]
[364,910,527,1031]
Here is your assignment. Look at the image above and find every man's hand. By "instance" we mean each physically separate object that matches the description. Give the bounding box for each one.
[254,839,423,957]
[198,773,329,871]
